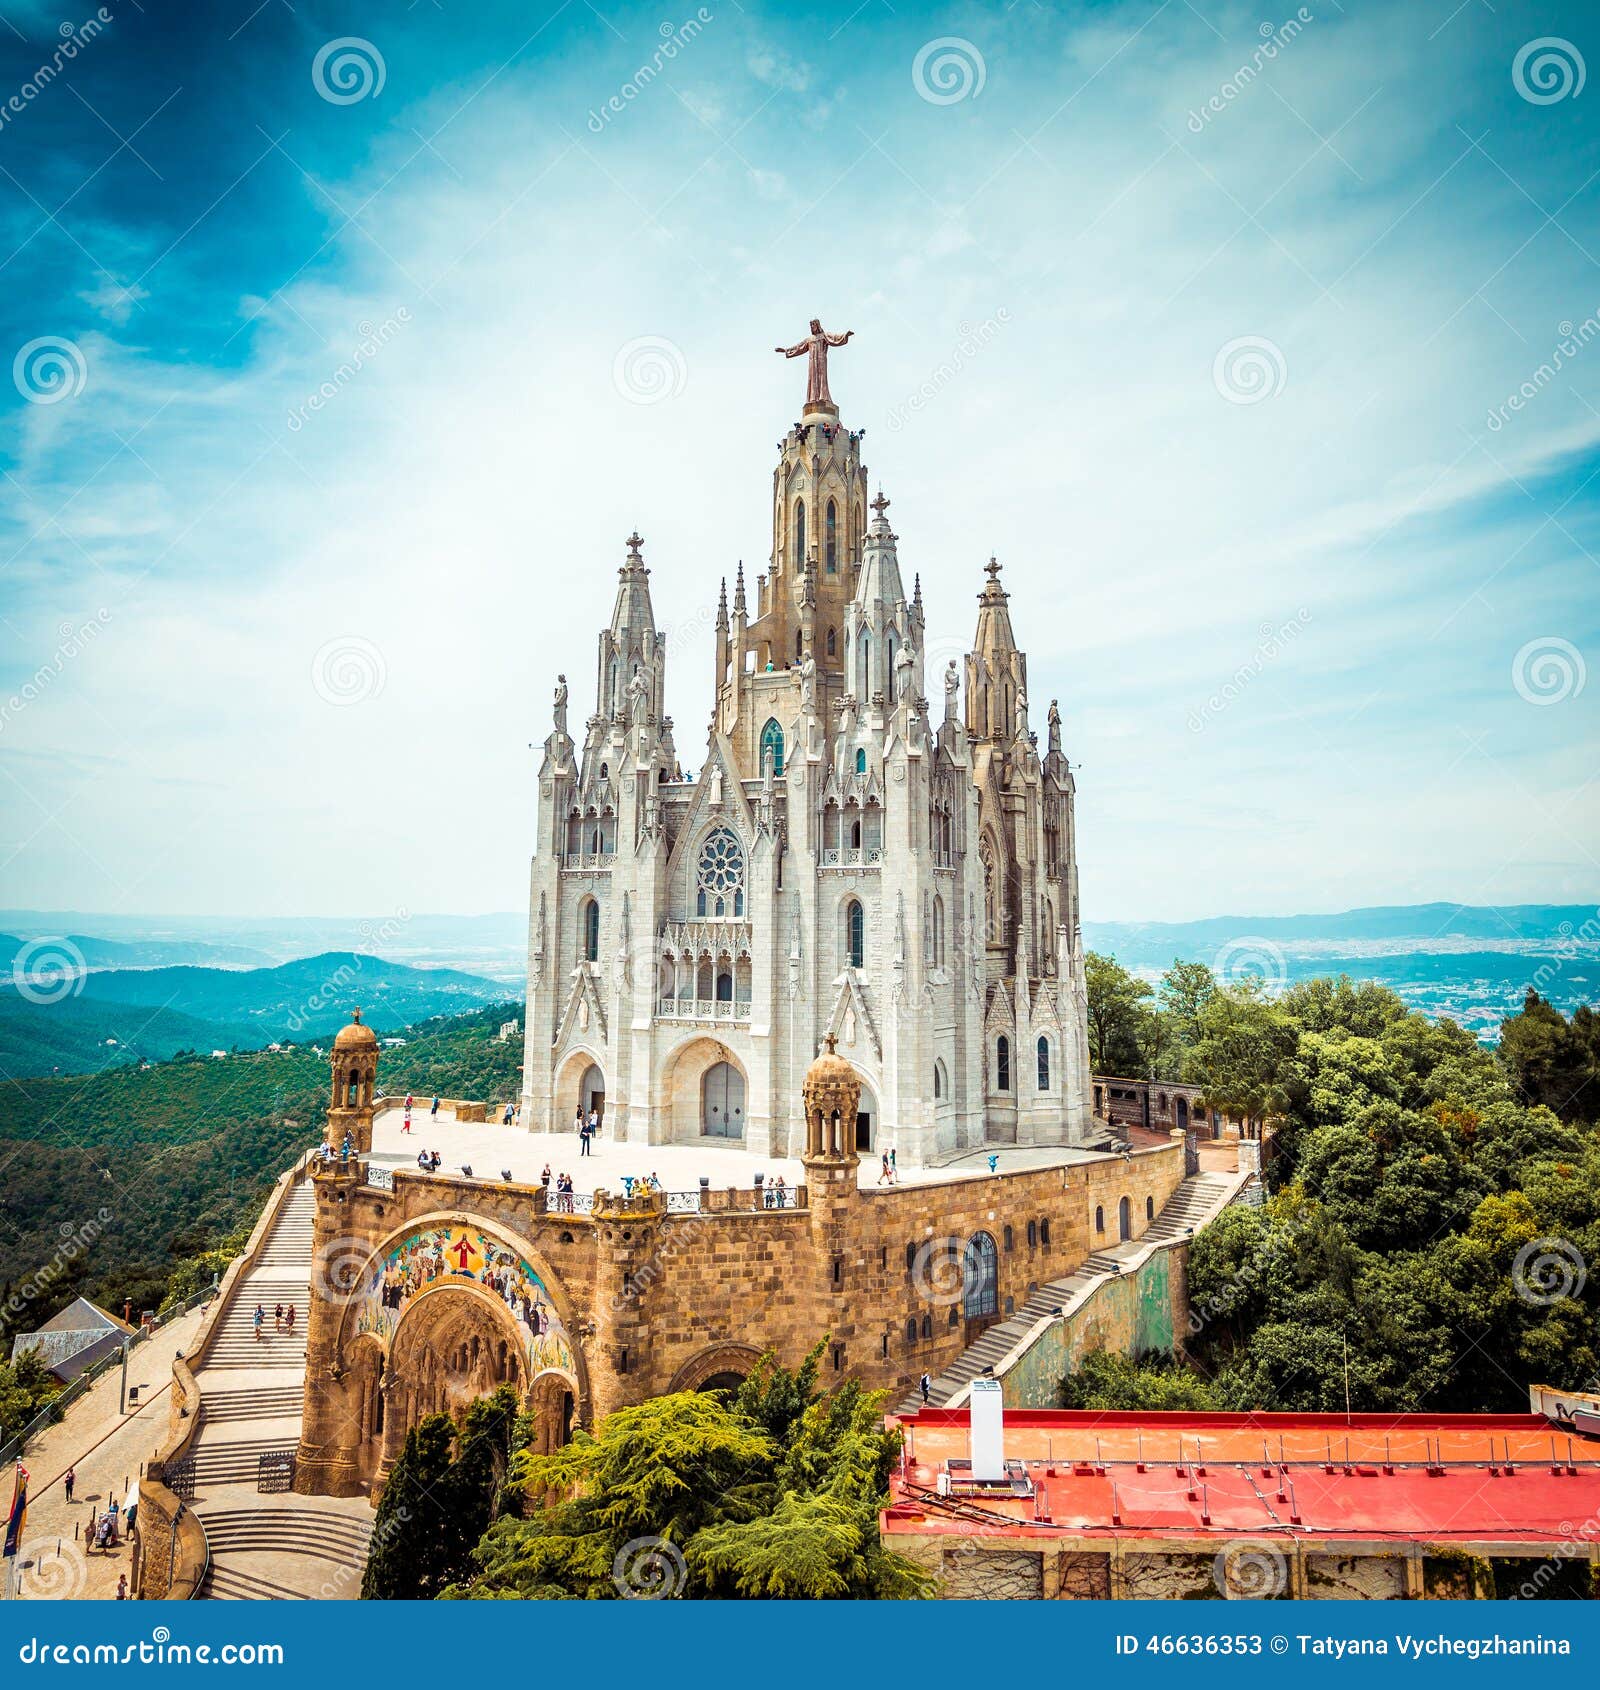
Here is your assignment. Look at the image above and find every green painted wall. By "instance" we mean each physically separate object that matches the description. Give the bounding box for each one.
[999,1247,1183,1409]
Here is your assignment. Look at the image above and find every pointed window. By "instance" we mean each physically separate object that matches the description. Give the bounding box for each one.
[582,898,600,963]
[1037,1036,1050,1091]
[794,497,806,567]
[760,718,785,777]
[996,1034,1011,1092]
[855,748,866,775]
[858,632,870,700]
[826,627,837,658]
[826,499,838,573]
[846,899,865,969]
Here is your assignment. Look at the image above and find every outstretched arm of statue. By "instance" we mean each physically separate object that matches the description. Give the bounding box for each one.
[825,330,854,347]
[777,340,809,358]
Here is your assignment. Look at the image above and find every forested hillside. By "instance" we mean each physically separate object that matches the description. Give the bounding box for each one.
[1075,960,1600,1413]
[0,1001,519,1348]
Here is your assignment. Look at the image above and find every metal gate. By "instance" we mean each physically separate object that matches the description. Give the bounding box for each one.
[256,1450,296,1493]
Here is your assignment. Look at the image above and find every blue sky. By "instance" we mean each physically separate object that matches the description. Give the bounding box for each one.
[0,0,1597,923]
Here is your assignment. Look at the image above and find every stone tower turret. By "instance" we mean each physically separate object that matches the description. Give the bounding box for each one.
[328,1007,378,1154]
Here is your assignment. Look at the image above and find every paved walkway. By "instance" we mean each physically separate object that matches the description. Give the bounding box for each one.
[9,1304,207,1601]
[372,1107,1110,1194]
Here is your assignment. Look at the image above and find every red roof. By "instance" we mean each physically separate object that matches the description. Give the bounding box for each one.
[884,1408,1600,1544]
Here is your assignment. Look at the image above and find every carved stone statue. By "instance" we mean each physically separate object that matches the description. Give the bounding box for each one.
[627,667,649,726]
[708,760,723,804]
[1014,688,1029,741]
[799,650,816,712]
[944,658,960,719]
[553,674,568,735]
[775,318,854,409]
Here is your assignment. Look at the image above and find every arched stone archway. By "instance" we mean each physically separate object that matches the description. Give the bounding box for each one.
[553,1047,606,1135]
[378,1283,530,1476]
[527,1369,579,1456]
[660,1037,749,1144]
[667,1342,763,1394]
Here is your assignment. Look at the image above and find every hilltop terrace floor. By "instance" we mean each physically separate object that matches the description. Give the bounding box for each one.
[367,1105,1127,1195]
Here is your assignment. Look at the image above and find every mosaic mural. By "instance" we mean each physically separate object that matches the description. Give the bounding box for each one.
[353,1222,576,1380]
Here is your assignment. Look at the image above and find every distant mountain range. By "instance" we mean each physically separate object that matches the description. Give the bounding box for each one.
[0,950,510,1076]
[2,902,1594,1076]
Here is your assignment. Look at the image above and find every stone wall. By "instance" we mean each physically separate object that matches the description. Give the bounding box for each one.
[998,1246,1188,1408]
[295,1136,1185,1496]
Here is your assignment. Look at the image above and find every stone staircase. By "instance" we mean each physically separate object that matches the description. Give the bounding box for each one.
[198,1506,374,1600]
[186,1177,373,1600]
[900,1172,1238,1411]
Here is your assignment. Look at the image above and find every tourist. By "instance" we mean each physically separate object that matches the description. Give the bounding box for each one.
[540,1163,552,1195]
[502,1101,514,1126]
[405,1092,414,1114]
[115,1575,128,1600]
[573,1105,584,1134]
[430,1150,442,1172]
[402,1109,411,1135]
[587,1106,600,1143]
[430,1095,441,1122]
[274,1302,284,1332]
[253,1304,265,1342]
[770,1174,787,1209]
[285,1304,296,1333]
[878,1152,893,1187]
[889,1147,897,1180]
[920,1371,932,1404]
[417,1148,430,1169]
[63,1466,75,1504]
[579,1114,592,1158]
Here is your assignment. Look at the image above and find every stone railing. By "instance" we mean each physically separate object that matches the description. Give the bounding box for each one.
[134,1146,318,1600]
[819,846,884,869]
[374,1093,488,1123]
[654,997,751,1025]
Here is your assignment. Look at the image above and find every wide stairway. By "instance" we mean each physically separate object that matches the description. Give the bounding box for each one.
[187,1179,374,1599]
[902,1173,1238,1411]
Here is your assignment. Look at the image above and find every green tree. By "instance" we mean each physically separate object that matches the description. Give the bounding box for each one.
[1183,983,1296,1135]
[362,1415,459,1599]
[1084,953,1169,1075]
[0,1347,62,1444]
[1158,959,1216,1052]
[1499,989,1599,1124]
[1059,1347,1231,1411]
[453,1347,932,1600]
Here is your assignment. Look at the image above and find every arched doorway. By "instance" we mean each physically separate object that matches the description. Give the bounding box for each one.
[1176,1095,1189,1132]
[702,1060,745,1138]
[527,1370,577,1456]
[580,1063,605,1126]
[1118,1195,1132,1241]
[855,1080,878,1152]
[962,1232,1000,1342]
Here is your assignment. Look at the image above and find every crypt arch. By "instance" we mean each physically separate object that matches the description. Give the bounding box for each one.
[668,1342,764,1395]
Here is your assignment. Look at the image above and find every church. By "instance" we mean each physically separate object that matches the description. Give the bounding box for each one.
[522,323,1092,1167]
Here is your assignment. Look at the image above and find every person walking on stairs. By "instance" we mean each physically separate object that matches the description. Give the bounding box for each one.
[919,1372,932,1405]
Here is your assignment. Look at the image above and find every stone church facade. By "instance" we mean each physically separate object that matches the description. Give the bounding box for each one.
[522,357,1091,1167]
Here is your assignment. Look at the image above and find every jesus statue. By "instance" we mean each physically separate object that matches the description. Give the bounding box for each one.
[775,318,854,409]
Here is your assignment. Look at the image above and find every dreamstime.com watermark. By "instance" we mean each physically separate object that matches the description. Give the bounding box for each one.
[285,310,411,432]
[1486,311,1600,431]
[587,11,713,132]
[1186,11,1313,133]
[1187,608,1311,732]
[284,909,411,1033]
[6,1208,114,1325]
[0,610,112,733]
[17,1629,283,1665]
[883,311,1012,433]
[1530,909,1600,995]
[0,10,113,133]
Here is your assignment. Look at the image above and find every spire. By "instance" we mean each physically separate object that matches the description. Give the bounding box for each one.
[974,554,1017,653]
[610,530,656,638]
[716,576,728,630]
[733,559,747,617]
[855,488,904,610]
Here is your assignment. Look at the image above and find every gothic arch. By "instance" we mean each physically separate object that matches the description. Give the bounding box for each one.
[553,1045,607,1129]
[668,1342,764,1394]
